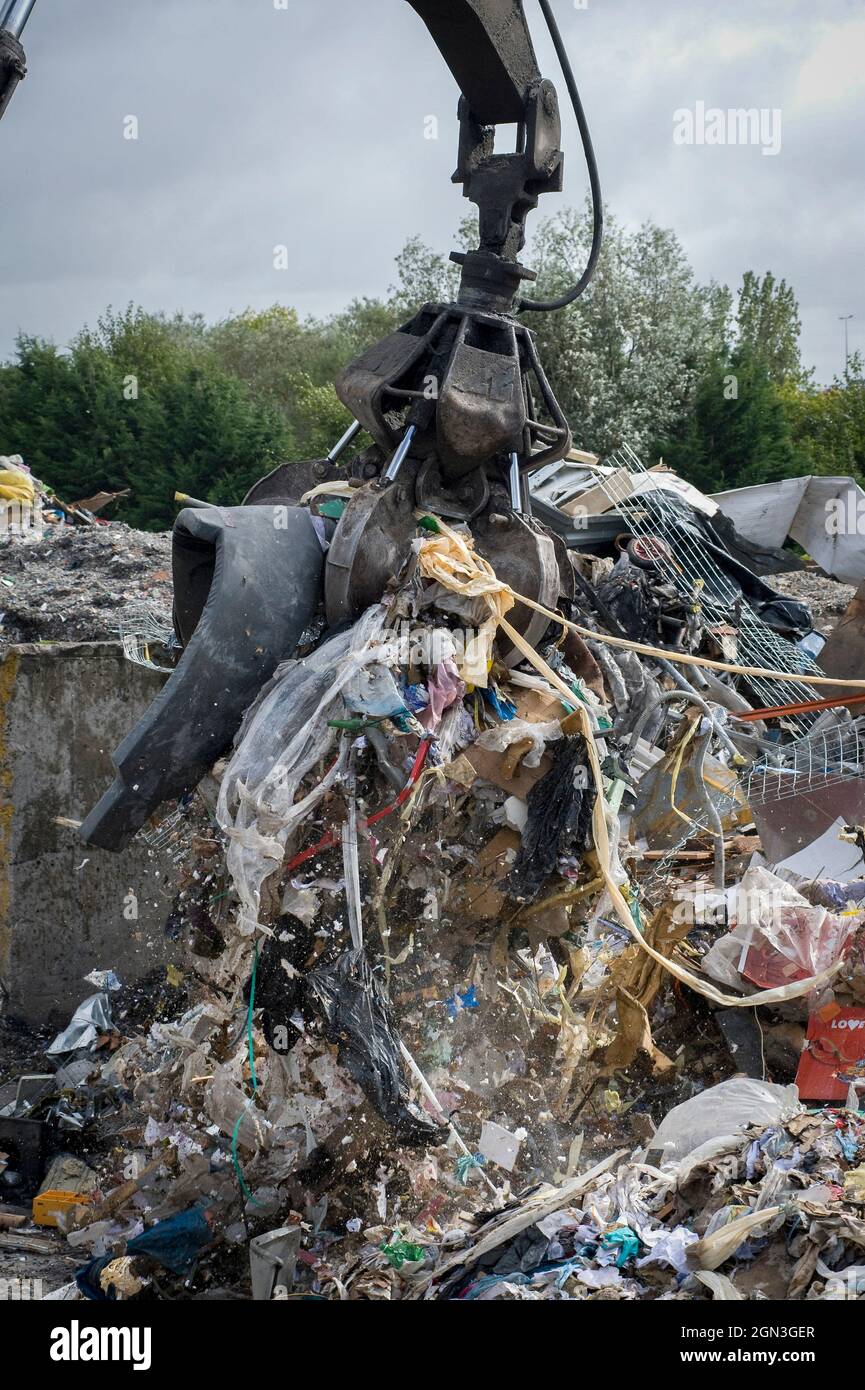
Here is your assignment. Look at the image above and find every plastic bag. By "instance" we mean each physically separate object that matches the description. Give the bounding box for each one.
[304,948,440,1145]
[649,1078,801,1166]
[216,607,389,930]
[342,662,407,719]
[474,717,563,770]
[46,993,113,1056]
[702,866,862,997]
[419,660,466,731]
[205,1065,270,1152]
[506,738,594,902]
[0,455,36,505]
[76,1208,215,1299]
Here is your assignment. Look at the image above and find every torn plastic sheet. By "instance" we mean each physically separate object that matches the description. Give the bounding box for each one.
[809,880,865,912]
[692,1206,784,1272]
[694,1270,746,1300]
[303,948,440,1145]
[84,969,122,993]
[205,1064,271,1152]
[217,606,389,930]
[714,475,865,587]
[342,662,407,720]
[419,660,466,732]
[474,717,564,770]
[636,1226,699,1274]
[46,993,114,1057]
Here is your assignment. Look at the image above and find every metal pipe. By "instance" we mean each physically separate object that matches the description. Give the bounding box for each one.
[625,689,698,762]
[509,452,523,513]
[1,0,37,39]
[655,657,742,764]
[694,725,727,891]
[326,418,362,465]
[384,424,416,483]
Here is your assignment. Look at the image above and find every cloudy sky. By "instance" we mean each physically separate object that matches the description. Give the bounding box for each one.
[1,0,862,383]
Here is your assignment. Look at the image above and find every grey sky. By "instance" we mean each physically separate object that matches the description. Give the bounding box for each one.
[1,0,862,384]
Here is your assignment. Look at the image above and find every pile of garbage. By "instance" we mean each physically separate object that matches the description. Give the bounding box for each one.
[4,455,865,1303]
[0,519,172,647]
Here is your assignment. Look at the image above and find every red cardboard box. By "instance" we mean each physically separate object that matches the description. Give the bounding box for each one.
[796,1005,865,1102]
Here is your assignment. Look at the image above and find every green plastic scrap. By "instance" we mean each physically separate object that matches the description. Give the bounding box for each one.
[455,1152,486,1186]
[417,515,441,534]
[317,498,347,520]
[380,1239,427,1269]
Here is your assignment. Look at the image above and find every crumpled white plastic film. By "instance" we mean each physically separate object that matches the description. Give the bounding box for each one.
[217,606,390,931]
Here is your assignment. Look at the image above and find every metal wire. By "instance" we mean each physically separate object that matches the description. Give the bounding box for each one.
[118,605,177,674]
[139,807,192,864]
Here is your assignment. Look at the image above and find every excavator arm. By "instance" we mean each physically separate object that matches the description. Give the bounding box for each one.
[0,0,34,122]
[408,0,565,269]
[406,0,543,124]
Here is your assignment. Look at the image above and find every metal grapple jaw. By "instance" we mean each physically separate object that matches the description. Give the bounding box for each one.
[80,506,326,852]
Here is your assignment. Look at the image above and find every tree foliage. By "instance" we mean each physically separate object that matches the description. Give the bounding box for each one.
[658,347,807,494]
[527,204,733,459]
[736,270,804,385]
[0,212,863,530]
[0,308,290,529]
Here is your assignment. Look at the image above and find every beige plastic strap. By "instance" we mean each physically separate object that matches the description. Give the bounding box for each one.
[507,591,865,690]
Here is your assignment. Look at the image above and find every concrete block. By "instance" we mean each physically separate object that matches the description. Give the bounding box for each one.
[0,641,179,1024]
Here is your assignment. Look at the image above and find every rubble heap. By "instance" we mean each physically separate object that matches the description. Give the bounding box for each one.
[0,521,172,647]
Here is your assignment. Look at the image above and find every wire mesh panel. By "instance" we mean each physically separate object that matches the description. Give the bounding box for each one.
[595,443,823,735]
[740,718,865,806]
[139,806,194,864]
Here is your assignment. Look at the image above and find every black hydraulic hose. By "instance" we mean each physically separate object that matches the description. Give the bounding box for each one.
[517,0,603,313]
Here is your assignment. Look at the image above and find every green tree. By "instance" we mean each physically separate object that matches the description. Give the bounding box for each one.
[779,353,865,483]
[736,271,804,384]
[0,307,289,530]
[525,204,730,459]
[659,347,807,493]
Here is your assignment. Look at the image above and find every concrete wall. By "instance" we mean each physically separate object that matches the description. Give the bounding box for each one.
[0,642,179,1025]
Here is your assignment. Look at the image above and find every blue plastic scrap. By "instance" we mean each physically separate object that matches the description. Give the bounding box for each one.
[75,1207,215,1300]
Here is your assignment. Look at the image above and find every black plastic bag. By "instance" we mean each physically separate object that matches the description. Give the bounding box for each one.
[507,737,595,902]
[303,948,440,1146]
